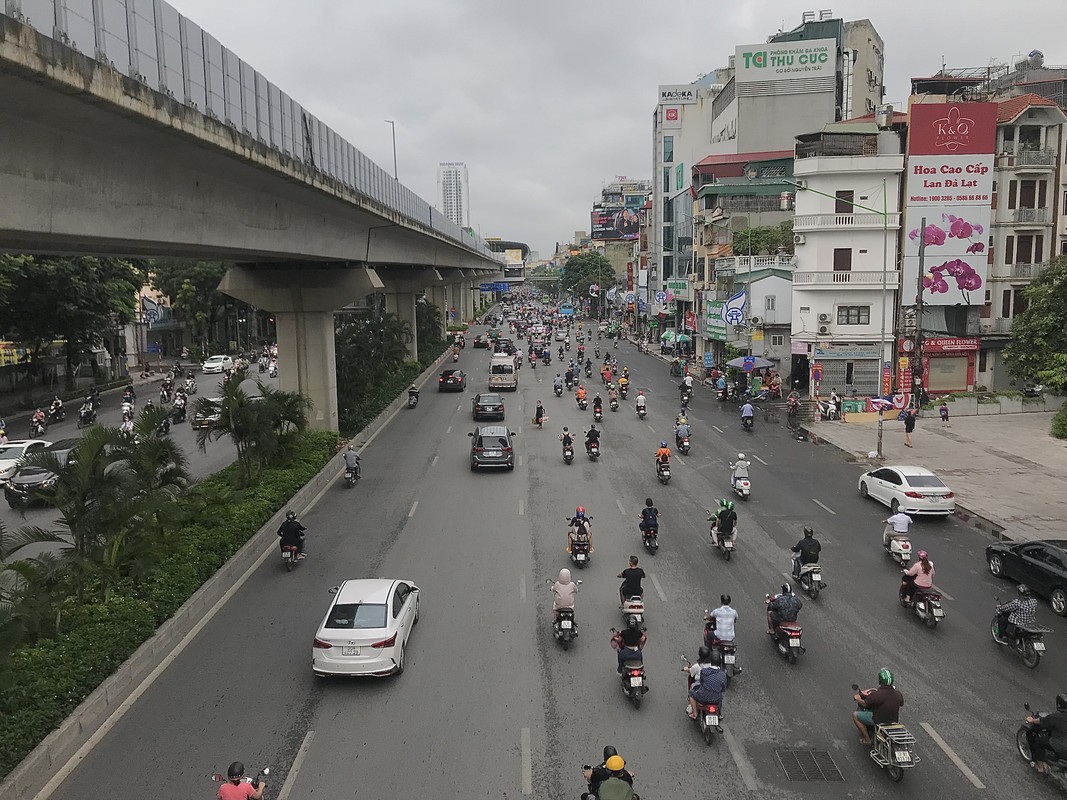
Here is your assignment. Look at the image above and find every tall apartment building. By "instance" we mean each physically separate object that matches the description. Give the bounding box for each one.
[436,162,470,229]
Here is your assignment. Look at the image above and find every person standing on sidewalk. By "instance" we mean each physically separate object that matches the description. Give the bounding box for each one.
[939,401,949,425]
[903,409,916,447]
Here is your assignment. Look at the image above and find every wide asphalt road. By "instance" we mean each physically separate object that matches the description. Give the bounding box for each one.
[50,325,1064,800]
[1,374,276,534]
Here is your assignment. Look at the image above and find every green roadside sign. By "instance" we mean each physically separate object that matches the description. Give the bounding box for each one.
[648,319,659,329]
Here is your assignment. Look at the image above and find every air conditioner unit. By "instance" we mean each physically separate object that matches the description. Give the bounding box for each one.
[749,316,761,325]
[793,179,808,190]
[818,313,832,323]
[794,234,806,245]
[818,325,831,335]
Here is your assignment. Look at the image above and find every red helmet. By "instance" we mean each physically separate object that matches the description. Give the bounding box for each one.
[575,506,586,518]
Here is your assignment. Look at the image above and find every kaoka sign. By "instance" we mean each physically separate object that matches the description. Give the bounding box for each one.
[658,84,697,105]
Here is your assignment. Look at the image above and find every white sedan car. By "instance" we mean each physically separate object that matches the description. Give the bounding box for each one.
[200,355,234,374]
[0,439,52,484]
[312,578,419,677]
[858,465,956,516]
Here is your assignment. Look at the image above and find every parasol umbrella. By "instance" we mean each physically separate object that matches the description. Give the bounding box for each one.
[660,330,677,342]
[676,333,691,343]
[725,355,773,369]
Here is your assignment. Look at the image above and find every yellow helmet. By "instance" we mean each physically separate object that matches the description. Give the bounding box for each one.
[605,755,625,772]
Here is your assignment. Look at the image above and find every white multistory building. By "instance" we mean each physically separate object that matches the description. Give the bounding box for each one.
[436,162,470,229]
[789,115,905,396]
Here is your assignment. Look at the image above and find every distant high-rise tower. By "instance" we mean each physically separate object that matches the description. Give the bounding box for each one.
[436,162,470,229]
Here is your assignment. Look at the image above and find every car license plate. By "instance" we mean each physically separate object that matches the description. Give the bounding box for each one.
[576,553,586,561]
[629,677,643,687]
[933,608,945,618]
[705,714,719,727]
[788,638,801,647]
[1033,641,1046,651]
[485,450,501,457]
[560,620,572,629]
[895,750,911,762]
[724,654,736,664]
[342,646,360,656]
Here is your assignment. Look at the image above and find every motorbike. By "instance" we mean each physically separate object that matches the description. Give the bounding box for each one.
[212,767,270,790]
[899,578,945,628]
[852,685,919,783]
[1018,703,1067,792]
[155,417,171,436]
[593,406,603,423]
[640,524,659,555]
[159,386,171,404]
[584,364,593,378]
[47,406,66,424]
[77,406,96,429]
[184,378,197,395]
[258,358,267,373]
[269,364,278,378]
[609,397,619,412]
[344,456,361,487]
[679,386,693,406]
[542,355,551,366]
[548,580,581,649]
[794,560,826,599]
[555,384,564,397]
[991,598,1050,669]
[612,629,647,709]
[731,475,751,500]
[656,460,671,485]
[452,350,460,362]
[766,598,804,664]
[620,384,629,400]
[676,435,691,455]
[171,404,187,424]
[407,389,419,409]
[741,413,754,431]
[577,397,588,411]
[702,613,740,679]
[883,526,912,566]
[745,388,771,402]
[280,543,302,572]
[562,443,575,465]
[682,656,722,745]
[708,519,736,561]
[570,535,591,568]
[636,404,646,420]
[565,377,574,391]
[594,347,601,359]
[29,418,48,438]
[621,595,645,627]
[787,396,800,418]
[586,440,600,461]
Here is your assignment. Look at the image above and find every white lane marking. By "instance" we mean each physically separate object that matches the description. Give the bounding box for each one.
[446,425,452,434]
[712,425,724,433]
[934,586,955,601]
[456,404,462,411]
[431,455,439,467]
[811,498,836,515]
[408,501,418,518]
[518,499,525,516]
[650,574,668,602]
[520,574,527,602]
[277,730,316,800]
[920,721,986,789]
[616,499,626,516]
[647,424,655,432]
[753,454,768,465]
[520,727,533,795]
[518,455,523,467]
[723,727,759,791]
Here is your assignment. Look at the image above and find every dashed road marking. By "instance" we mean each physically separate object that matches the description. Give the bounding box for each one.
[408,501,418,518]
[277,730,316,800]
[520,574,527,602]
[650,574,668,602]
[431,455,439,467]
[518,499,525,516]
[753,454,768,465]
[712,425,724,433]
[934,586,955,601]
[520,727,533,795]
[446,425,452,434]
[616,499,626,516]
[920,721,986,789]
[811,498,836,515]
[647,424,656,432]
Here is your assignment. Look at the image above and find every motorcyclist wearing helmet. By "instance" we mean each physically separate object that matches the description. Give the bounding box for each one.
[730,452,751,491]
[766,583,802,635]
[852,669,904,746]
[674,418,691,446]
[568,506,593,554]
[342,444,361,478]
[585,424,601,454]
[686,647,727,721]
[554,373,565,391]
[592,392,603,413]
[634,389,646,412]
[655,441,671,468]
[710,499,737,548]
[217,761,265,800]
[791,526,822,579]
[996,584,1038,644]
[277,510,307,558]
[576,384,588,403]
[1027,694,1067,774]
[612,616,647,673]
[582,750,634,799]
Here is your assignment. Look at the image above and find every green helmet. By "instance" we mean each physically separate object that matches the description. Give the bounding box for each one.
[726,500,735,511]
[719,498,730,510]
[877,668,894,687]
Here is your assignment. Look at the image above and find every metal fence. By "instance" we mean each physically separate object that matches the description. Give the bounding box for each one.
[3,0,496,260]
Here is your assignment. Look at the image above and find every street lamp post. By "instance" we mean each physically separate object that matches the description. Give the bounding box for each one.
[384,120,398,180]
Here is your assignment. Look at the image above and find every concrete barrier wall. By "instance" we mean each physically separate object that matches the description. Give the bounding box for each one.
[944,394,1063,417]
[0,350,450,800]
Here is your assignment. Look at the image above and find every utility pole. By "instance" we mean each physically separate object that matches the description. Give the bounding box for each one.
[876,178,890,458]
[912,215,927,411]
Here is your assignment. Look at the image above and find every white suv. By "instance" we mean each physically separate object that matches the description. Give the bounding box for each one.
[201,355,234,374]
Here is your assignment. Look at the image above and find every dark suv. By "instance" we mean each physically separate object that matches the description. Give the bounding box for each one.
[468,426,516,471]
[4,438,79,508]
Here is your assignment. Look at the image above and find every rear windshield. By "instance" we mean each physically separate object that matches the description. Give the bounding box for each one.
[0,445,25,459]
[477,435,510,449]
[480,395,502,404]
[491,364,515,374]
[903,475,946,488]
[326,603,387,629]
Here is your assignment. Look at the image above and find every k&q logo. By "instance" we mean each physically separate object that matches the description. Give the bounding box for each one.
[932,105,975,152]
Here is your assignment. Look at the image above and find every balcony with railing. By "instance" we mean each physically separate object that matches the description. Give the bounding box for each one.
[1009,207,1052,225]
[792,270,900,287]
[713,255,794,277]
[792,212,901,231]
[1010,261,1048,279]
[979,317,1014,334]
[997,149,1057,171]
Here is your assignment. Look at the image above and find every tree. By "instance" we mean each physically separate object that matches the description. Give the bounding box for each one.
[562,252,614,300]
[1004,255,1067,390]
[0,256,141,389]
[147,260,231,351]
[732,221,794,257]
[415,298,445,358]
[335,311,413,399]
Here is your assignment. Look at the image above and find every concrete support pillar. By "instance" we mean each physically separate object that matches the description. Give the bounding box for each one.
[460,282,472,322]
[219,264,384,431]
[382,290,419,362]
[430,286,449,335]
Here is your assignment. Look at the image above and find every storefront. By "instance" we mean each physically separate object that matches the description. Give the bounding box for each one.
[905,336,979,393]
[810,343,882,397]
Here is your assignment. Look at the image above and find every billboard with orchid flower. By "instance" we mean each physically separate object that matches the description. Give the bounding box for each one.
[902,102,998,306]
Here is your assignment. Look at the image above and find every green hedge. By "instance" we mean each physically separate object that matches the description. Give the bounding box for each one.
[0,430,338,780]
[337,347,446,436]
[1052,403,1067,440]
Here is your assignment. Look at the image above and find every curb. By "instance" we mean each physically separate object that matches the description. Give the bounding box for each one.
[799,423,1011,543]
[0,349,451,800]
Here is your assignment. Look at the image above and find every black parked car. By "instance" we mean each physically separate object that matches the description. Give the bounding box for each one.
[986,540,1067,616]
[4,438,80,508]
[472,393,506,421]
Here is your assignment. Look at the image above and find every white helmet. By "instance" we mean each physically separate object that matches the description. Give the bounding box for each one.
[737,453,745,460]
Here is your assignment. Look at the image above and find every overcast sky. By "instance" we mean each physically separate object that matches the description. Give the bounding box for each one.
[171,0,1064,259]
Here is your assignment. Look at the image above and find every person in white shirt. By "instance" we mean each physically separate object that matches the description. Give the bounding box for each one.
[883,511,913,548]
[730,453,751,491]
[635,390,647,412]
[707,595,739,644]
[683,374,694,389]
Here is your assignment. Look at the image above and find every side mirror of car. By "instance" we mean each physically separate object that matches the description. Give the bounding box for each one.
[468,432,475,437]
[328,586,339,594]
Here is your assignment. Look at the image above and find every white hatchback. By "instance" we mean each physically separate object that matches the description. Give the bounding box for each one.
[858,465,956,516]
[200,355,234,374]
[0,439,52,484]
[312,579,419,677]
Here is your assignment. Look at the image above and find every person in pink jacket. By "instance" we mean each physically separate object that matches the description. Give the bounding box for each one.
[901,550,934,603]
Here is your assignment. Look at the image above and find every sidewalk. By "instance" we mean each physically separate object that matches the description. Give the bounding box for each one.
[803,412,1067,543]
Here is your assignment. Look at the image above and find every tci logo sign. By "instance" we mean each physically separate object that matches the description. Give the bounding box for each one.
[932,105,975,152]
[744,51,767,69]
